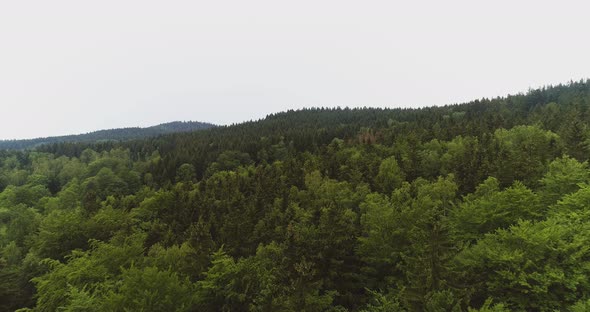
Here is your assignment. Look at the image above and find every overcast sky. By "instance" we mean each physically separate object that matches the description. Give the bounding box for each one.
[0,0,589,139]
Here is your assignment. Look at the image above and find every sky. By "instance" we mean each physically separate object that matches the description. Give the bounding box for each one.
[0,1,589,140]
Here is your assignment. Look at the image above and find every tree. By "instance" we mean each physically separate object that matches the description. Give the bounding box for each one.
[176,163,196,183]
[102,266,195,312]
[375,156,405,195]
[449,178,542,242]
[454,213,590,310]
[359,176,459,310]
[538,156,590,205]
[492,125,560,187]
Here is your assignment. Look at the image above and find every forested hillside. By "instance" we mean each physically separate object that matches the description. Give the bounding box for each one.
[2,80,590,311]
[0,121,215,150]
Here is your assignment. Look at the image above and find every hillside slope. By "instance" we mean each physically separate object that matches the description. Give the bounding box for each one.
[0,121,215,150]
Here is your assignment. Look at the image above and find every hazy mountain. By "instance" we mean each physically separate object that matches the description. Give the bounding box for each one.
[0,121,215,150]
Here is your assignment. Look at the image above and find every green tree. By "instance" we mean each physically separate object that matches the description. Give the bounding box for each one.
[375,156,405,195]
[359,176,459,309]
[102,266,195,312]
[538,156,590,205]
[492,125,560,187]
[176,163,196,183]
[454,213,590,311]
[449,178,542,242]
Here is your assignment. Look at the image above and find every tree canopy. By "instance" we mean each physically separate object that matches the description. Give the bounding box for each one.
[1,80,590,311]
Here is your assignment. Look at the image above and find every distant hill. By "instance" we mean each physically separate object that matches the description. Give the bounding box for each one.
[0,121,215,150]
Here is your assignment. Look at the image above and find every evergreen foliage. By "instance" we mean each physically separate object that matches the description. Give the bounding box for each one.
[0,80,590,311]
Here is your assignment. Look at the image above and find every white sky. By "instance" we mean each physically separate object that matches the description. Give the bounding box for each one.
[0,0,589,139]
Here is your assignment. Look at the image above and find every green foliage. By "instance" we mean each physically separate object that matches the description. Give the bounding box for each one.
[467,299,510,312]
[492,125,560,187]
[454,212,590,311]
[3,204,40,248]
[360,289,406,312]
[449,178,542,242]
[193,245,321,311]
[34,209,89,260]
[102,266,195,312]
[539,155,590,205]
[375,156,405,194]
[359,176,458,309]
[1,81,590,311]
[550,184,590,215]
[570,299,590,312]
[176,163,196,183]
[147,242,204,280]
[32,234,146,311]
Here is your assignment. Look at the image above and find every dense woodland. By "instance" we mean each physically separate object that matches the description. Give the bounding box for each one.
[2,80,590,311]
[0,121,215,150]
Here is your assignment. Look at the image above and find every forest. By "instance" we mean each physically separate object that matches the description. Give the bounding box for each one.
[0,121,215,150]
[1,80,590,311]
